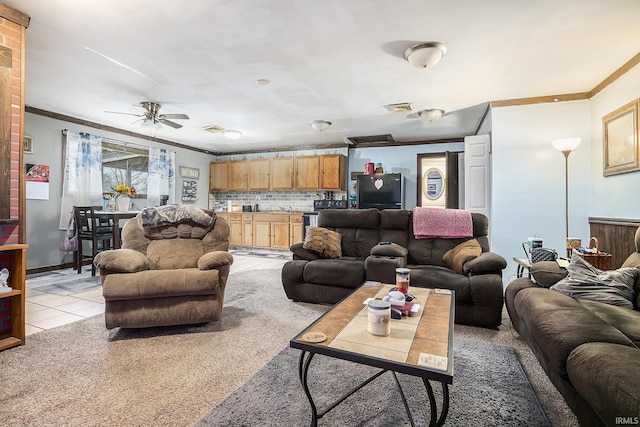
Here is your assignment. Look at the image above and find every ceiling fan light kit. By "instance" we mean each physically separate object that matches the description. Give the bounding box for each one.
[310,120,332,132]
[418,108,445,122]
[223,130,242,140]
[403,42,447,68]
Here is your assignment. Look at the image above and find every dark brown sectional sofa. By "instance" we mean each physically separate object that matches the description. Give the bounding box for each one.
[281,208,507,328]
[505,227,640,427]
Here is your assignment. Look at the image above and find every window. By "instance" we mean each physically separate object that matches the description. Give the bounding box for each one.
[101,142,148,198]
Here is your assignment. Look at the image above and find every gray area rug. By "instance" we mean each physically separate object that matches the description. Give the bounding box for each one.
[195,339,550,427]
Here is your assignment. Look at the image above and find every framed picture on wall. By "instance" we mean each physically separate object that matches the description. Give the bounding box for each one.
[23,135,33,154]
[602,99,639,176]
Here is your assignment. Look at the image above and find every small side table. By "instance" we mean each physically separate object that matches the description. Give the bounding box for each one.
[513,257,532,278]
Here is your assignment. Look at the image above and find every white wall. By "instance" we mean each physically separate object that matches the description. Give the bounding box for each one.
[590,64,640,218]
[24,113,215,269]
[491,100,592,283]
[348,143,465,209]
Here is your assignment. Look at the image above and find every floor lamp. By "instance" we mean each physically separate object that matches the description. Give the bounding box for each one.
[552,137,582,256]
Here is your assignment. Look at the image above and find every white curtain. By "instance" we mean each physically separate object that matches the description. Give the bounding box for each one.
[59,131,103,229]
[147,147,175,207]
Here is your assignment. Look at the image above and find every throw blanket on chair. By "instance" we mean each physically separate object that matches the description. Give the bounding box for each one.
[140,205,215,229]
[412,207,473,239]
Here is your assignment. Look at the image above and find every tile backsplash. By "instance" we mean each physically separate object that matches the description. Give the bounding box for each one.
[209,190,348,212]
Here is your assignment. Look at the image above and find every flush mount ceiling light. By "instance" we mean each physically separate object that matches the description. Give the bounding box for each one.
[310,120,332,132]
[418,108,445,122]
[403,42,447,68]
[223,130,242,140]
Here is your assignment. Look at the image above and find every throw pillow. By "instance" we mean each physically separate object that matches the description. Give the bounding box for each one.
[303,227,342,259]
[443,238,482,274]
[550,254,637,309]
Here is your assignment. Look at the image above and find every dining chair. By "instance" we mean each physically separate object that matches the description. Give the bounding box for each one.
[73,206,115,276]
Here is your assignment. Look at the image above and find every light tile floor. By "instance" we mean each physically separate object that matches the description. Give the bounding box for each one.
[25,250,290,335]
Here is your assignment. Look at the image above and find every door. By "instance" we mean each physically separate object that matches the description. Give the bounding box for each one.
[209,161,229,191]
[228,160,249,191]
[270,157,295,190]
[249,159,270,190]
[464,134,491,218]
[271,222,291,248]
[320,154,346,190]
[295,156,320,189]
[253,221,271,247]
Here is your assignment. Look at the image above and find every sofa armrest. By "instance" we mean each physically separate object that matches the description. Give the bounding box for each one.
[94,249,149,274]
[365,255,407,284]
[528,260,568,288]
[463,252,507,275]
[370,242,408,257]
[290,242,322,260]
[198,251,234,270]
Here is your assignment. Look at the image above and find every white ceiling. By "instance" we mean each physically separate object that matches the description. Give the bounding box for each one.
[7,0,640,153]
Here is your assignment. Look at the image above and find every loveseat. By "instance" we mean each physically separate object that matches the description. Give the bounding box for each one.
[505,227,640,427]
[282,208,507,328]
[94,205,233,329]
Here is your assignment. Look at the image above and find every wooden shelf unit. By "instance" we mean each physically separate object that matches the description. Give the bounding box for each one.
[0,244,28,351]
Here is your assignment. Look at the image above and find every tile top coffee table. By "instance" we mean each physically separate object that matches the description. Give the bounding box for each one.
[290,283,455,427]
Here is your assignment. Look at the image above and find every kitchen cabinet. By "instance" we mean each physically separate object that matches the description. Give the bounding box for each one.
[270,157,295,190]
[209,161,229,191]
[295,156,320,189]
[0,244,28,351]
[242,213,253,246]
[253,218,272,248]
[290,214,304,245]
[249,159,270,190]
[320,154,347,190]
[271,221,291,248]
[228,160,249,191]
[227,213,243,245]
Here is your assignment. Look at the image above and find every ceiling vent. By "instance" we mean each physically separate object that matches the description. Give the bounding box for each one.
[384,102,413,113]
[344,134,395,146]
[203,125,225,134]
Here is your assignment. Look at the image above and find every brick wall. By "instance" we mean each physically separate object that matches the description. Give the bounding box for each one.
[0,14,23,225]
[0,9,26,335]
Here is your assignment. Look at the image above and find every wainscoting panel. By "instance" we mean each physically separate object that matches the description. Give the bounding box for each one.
[588,217,640,269]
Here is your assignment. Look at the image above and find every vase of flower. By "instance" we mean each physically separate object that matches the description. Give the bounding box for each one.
[112,183,137,212]
[117,195,131,212]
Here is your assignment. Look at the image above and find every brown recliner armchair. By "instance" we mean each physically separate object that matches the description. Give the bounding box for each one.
[94,205,233,329]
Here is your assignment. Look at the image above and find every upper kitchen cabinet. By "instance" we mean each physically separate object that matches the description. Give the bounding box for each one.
[270,157,295,190]
[294,156,320,190]
[249,158,270,190]
[320,154,347,190]
[228,160,249,191]
[209,161,229,191]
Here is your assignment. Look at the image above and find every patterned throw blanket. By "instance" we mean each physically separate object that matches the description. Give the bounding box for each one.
[139,205,215,229]
[412,207,473,239]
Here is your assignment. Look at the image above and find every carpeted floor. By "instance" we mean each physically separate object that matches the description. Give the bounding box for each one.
[195,339,550,426]
[1,266,578,426]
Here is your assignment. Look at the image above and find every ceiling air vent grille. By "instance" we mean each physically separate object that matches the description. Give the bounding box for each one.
[344,134,395,146]
[203,125,225,134]
[384,102,413,112]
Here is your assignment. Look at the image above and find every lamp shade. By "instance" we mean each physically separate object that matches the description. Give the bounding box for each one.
[403,42,447,68]
[418,108,445,122]
[223,130,242,140]
[310,120,331,132]
[552,137,581,153]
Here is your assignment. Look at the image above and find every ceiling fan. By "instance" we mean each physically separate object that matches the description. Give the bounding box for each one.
[106,101,189,129]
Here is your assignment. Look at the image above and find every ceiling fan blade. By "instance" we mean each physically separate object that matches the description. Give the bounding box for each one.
[105,110,144,117]
[160,113,189,120]
[159,118,183,129]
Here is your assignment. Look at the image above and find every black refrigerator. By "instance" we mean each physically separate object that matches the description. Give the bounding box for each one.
[357,173,403,210]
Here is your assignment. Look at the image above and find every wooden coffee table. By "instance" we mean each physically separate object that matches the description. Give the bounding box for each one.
[290,283,455,427]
